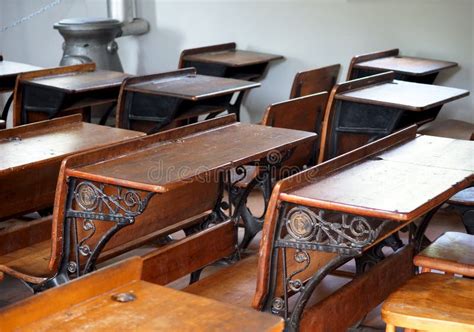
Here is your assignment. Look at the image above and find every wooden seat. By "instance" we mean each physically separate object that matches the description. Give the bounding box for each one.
[382,273,474,332]
[289,64,340,99]
[414,232,474,277]
[184,255,259,308]
[449,187,474,206]
[418,119,474,140]
[230,92,329,188]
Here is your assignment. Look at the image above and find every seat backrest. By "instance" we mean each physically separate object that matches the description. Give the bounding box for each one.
[115,68,196,133]
[318,71,395,163]
[178,42,236,69]
[251,125,417,318]
[49,116,235,278]
[289,64,340,99]
[346,48,399,81]
[261,92,329,171]
[12,63,96,126]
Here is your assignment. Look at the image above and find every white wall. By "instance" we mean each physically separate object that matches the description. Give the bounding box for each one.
[1,0,473,123]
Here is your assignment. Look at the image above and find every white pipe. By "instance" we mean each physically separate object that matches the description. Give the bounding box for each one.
[107,0,149,36]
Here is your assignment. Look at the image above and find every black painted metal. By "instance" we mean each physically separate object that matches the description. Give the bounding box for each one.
[327,100,403,160]
[1,93,13,121]
[351,68,439,84]
[260,202,395,330]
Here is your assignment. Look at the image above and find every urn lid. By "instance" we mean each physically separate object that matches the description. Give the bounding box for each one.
[54,17,122,31]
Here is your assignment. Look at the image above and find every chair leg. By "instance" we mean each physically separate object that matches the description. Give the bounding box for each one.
[385,324,396,332]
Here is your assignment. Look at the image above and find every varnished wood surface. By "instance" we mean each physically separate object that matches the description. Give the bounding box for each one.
[336,79,469,112]
[281,134,473,221]
[24,69,130,93]
[419,119,474,140]
[0,115,142,173]
[0,115,143,219]
[183,49,283,67]
[68,121,317,192]
[0,258,283,332]
[354,56,457,76]
[126,70,260,101]
[289,64,340,99]
[382,273,474,332]
[449,186,474,206]
[0,60,41,80]
[414,232,474,277]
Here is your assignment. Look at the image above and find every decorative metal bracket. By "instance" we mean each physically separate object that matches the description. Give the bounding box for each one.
[264,203,394,331]
[276,206,389,256]
[63,179,154,277]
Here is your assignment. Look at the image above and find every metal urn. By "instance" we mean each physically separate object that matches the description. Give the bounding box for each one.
[54,0,149,71]
[54,17,124,71]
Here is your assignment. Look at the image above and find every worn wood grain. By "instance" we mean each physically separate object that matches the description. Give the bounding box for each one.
[0,115,143,220]
[336,80,469,112]
[382,273,474,332]
[289,64,340,99]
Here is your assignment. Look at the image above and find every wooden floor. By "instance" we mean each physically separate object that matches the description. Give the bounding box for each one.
[0,191,465,331]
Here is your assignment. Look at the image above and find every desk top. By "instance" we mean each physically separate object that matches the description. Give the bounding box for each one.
[280,133,473,221]
[0,115,143,175]
[354,56,457,76]
[0,60,42,79]
[24,70,130,93]
[127,73,260,101]
[336,80,469,112]
[183,49,283,67]
[4,279,283,331]
[68,120,316,192]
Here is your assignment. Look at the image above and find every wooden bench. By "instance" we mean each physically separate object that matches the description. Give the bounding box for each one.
[347,48,457,84]
[0,118,232,290]
[0,257,284,332]
[115,68,259,133]
[382,273,474,332]
[289,64,340,99]
[12,63,129,126]
[414,232,474,277]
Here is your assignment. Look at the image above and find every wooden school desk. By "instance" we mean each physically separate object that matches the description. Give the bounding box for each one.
[0,56,42,122]
[348,48,457,83]
[0,114,143,220]
[13,63,129,126]
[0,258,284,332]
[180,42,283,81]
[326,72,469,159]
[116,68,260,132]
[180,43,282,120]
[260,126,473,331]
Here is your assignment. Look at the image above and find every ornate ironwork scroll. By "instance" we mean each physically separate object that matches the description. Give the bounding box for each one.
[65,179,154,277]
[277,206,388,255]
[264,203,393,331]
